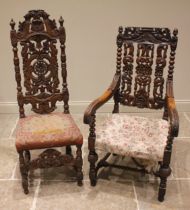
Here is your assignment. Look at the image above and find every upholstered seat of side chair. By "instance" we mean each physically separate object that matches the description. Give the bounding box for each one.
[16,113,83,152]
[96,114,168,161]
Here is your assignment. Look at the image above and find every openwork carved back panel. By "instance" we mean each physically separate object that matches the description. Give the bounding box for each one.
[10,10,69,117]
[116,27,178,109]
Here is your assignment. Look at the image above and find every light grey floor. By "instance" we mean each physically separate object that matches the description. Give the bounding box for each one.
[0,112,190,210]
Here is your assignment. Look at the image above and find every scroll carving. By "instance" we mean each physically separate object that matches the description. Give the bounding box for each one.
[133,44,154,108]
[118,27,178,110]
[122,27,171,44]
[10,10,68,115]
[29,149,75,169]
[152,44,168,108]
[121,42,134,105]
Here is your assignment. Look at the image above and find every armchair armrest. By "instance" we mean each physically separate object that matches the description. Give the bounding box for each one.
[84,74,120,124]
[166,80,179,137]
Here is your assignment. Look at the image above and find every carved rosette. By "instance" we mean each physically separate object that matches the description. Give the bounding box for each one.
[10,10,69,115]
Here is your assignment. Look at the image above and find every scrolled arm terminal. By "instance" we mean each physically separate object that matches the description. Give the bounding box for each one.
[84,74,120,124]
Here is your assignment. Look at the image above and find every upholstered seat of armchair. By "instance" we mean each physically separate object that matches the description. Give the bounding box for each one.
[84,26,179,202]
[16,113,83,152]
[96,114,168,161]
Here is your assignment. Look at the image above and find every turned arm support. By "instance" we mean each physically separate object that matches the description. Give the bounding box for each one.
[84,74,120,125]
[166,80,179,137]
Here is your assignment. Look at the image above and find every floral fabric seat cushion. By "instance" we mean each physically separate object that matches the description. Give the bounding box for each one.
[96,114,169,161]
[16,113,83,152]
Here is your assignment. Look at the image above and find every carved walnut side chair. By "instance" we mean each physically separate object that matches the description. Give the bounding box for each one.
[84,27,179,202]
[10,10,83,194]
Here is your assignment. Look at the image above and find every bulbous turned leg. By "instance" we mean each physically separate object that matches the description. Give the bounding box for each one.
[76,145,83,186]
[19,151,29,194]
[158,133,174,202]
[66,145,72,156]
[88,151,98,186]
[158,166,171,202]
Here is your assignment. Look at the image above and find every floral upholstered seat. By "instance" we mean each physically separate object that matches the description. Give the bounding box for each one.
[96,114,169,161]
[16,113,83,152]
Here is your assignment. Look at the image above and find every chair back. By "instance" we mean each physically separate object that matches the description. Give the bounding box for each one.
[116,27,178,109]
[10,10,69,117]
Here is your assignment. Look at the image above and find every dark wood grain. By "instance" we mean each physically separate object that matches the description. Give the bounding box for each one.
[10,10,69,116]
[84,26,179,202]
[10,10,83,194]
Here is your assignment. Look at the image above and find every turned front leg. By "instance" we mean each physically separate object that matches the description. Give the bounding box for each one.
[158,135,173,202]
[19,151,29,194]
[76,145,83,186]
[88,114,98,186]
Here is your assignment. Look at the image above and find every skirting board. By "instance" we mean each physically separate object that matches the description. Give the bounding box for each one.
[0,100,190,114]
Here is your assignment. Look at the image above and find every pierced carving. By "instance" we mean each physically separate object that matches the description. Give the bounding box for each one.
[30,149,74,169]
[11,10,83,195]
[19,148,83,193]
[152,44,168,108]
[117,27,178,110]
[21,39,60,93]
[120,42,134,105]
[122,27,172,44]
[133,44,154,108]
[10,10,69,114]
[17,10,58,39]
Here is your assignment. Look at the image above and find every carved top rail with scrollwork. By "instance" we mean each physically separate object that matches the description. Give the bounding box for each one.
[10,10,69,117]
[119,27,175,44]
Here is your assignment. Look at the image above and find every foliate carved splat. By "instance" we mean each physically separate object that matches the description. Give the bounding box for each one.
[120,42,134,105]
[152,44,168,108]
[134,43,154,108]
[117,27,178,109]
[21,39,60,95]
[10,10,69,115]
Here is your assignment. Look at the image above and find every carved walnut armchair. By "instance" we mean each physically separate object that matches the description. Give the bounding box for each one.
[10,10,83,194]
[84,27,179,202]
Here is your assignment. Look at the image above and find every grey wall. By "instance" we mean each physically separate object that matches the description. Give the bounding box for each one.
[0,0,190,112]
